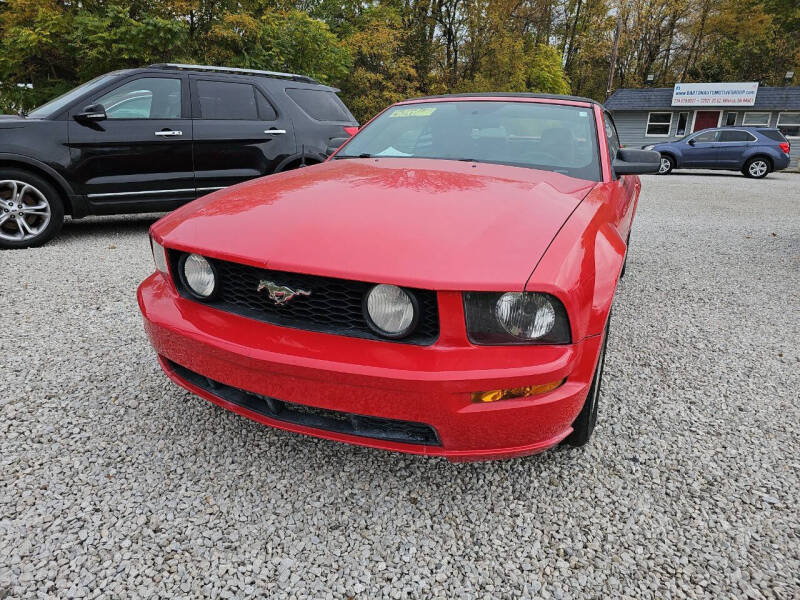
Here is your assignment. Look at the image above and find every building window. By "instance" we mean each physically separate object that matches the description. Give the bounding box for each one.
[742,112,771,126]
[646,112,672,136]
[777,112,800,138]
[723,111,737,126]
[675,112,689,136]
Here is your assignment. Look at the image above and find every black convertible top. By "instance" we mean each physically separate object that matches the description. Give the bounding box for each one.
[404,92,601,106]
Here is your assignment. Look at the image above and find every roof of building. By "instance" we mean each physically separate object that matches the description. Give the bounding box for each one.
[605,86,800,111]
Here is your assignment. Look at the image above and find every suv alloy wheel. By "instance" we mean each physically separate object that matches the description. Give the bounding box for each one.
[0,169,64,249]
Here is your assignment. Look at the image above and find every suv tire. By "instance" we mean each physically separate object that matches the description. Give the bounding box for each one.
[658,155,674,175]
[743,157,770,179]
[0,168,64,249]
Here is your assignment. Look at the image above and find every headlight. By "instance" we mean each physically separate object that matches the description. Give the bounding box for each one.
[364,284,418,338]
[180,253,217,299]
[464,292,571,345]
[495,292,555,338]
[150,237,168,274]
[642,144,655,151]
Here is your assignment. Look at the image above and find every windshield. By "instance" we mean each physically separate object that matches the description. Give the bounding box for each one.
[337,100,601,181]
[27,74,117,119]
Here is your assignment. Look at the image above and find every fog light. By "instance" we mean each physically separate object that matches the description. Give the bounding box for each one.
[182,253,216,298]
[471,379,565,403]
[364,284,417,338]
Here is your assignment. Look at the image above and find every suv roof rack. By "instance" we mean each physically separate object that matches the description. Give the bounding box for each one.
[148,63,319,84]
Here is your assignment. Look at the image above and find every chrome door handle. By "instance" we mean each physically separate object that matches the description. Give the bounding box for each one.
[155,130,183,137]
[264,129,286,135]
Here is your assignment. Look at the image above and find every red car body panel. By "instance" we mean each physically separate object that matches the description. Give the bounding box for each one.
[139,99,641,461]
[151,159,594,292]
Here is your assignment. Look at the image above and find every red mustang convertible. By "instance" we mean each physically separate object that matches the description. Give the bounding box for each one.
[138,93,660,461]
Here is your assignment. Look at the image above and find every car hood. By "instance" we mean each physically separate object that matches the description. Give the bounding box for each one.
[154,159,595,290]
[0,115,27,128]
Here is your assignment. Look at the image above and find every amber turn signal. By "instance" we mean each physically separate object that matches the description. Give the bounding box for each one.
[471,379,565,403]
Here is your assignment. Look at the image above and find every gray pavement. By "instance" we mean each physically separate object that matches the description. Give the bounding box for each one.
[1,170,798,599]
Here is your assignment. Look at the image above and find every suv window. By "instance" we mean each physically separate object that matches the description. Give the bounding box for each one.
[28,74,116,119]
[758,129,788,142]
[286,88,353,122]
[256,93,277,121]
[96,78,182,119]
[718,130,755,142]
[196,80,259,120]
[692,130,718,143]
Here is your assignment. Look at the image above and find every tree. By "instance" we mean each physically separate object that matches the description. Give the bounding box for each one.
[202,10,351,83]
[72,5,187,79]
[0,0,75,111]
[339,6,421,122]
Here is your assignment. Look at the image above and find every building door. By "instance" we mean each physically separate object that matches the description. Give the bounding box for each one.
[693,111,720,132]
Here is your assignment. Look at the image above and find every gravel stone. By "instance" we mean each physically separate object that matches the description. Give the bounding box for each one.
[1,171,798,598]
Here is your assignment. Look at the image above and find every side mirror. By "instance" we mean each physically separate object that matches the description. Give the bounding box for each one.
[75,104,107,122]
[687,139,696,146]
[612,148,661,175]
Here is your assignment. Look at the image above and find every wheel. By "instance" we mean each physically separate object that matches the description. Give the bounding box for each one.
[0,169,64,249]
[658,155,674,175]
[562,317,610,447]
[743,157,769,179]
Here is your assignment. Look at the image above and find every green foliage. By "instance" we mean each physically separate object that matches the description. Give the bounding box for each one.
[72,5,188,79]
[0,0,794,116]
[338,6,421,122]
[0,0,75,111]
[202,10,351,83]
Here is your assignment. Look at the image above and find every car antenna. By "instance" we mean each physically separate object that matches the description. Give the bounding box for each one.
[300,145,306,168]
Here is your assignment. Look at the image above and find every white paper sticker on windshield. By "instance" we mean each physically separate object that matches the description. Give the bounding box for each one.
[376,147,413,157]
[390,107,437,118]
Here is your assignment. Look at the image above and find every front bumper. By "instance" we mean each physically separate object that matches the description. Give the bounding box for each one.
[138,273,602,461]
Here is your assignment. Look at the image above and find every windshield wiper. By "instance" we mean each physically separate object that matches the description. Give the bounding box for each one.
[335,153,372,159]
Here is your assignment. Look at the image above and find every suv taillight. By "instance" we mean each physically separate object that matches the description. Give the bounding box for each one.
[343,126,359,137]
[779,142,790,154]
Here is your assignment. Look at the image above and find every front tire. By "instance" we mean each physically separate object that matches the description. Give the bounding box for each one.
[658,155,674,175]
[743,157,769,179]
[0,169,64,249]
[562,317,610,447]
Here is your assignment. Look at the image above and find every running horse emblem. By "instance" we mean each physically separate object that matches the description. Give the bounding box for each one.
[257,280,311,305]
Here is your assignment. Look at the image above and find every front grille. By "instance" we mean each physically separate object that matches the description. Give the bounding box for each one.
[167,360,441,446]
[168,251,439,345]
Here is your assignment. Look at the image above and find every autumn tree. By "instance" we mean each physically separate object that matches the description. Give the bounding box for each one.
[0,0,795,115]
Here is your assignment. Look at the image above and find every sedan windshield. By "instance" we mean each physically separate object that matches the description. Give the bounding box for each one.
[337,100,601,181]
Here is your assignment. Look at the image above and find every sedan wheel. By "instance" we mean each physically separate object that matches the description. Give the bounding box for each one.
[658,156,674,175]
[0,170,64,249]
[744,158,769,179]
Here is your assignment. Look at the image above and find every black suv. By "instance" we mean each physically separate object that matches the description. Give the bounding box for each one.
[0,63,358,248]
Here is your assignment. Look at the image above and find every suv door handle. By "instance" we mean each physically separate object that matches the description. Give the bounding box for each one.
[264,129,286,135]
[155,130,182,137]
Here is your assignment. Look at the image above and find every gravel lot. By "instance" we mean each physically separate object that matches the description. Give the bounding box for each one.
[2,170,799,599]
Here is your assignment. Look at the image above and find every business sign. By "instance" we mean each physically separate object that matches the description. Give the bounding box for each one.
[671,82,759,107]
